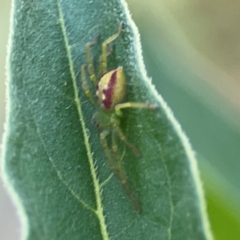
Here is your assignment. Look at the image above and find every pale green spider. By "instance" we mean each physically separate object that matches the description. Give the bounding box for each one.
[81,23,156,212]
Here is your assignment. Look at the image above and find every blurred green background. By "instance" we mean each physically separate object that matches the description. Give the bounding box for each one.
[1,0,240,239]
[0,1,21,239]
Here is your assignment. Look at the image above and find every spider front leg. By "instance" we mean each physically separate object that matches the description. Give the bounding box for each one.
[111,130,140,212]
[81,65,95,105]
[100,23,122,74]
[85,35,99,85]
[115,102,157,116]
[80,36,99,105]
[98,44,113,77]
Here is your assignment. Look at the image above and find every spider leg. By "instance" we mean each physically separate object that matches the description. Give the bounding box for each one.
[115,102,157,116]
[80,64,95,105]
[100,23,122,74]
[98,45,113,77]
[99,129,117,174]
[85,35,98,85]
[112,130,140,212]
[111,118,140,157]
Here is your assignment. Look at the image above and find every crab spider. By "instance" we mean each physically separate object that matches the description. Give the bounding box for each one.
[81,23,156,212]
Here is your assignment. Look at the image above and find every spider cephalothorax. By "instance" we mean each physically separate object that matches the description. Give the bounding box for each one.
[81,23,156,212]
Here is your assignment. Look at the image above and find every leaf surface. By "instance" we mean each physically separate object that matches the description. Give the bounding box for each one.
[2,0,212,239]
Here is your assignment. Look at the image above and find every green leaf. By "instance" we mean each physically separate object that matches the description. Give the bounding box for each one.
[2,0,212,239]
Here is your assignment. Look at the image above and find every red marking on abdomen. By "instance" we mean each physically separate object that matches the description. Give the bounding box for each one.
[102,70,117,109]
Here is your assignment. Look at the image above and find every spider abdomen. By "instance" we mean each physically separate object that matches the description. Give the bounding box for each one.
[96,67,126,110]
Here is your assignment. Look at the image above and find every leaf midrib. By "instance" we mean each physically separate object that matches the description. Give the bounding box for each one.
[57,1,109,239]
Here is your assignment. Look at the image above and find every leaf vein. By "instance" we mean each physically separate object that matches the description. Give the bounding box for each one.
[159,144,174,240]
[36,126,96,214]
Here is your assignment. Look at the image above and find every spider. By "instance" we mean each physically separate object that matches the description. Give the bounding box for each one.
[80,23,157,212]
